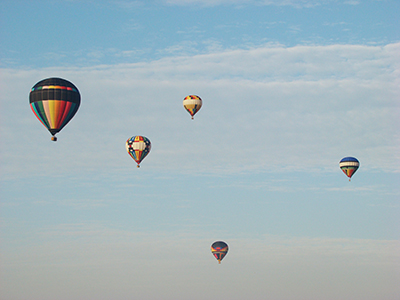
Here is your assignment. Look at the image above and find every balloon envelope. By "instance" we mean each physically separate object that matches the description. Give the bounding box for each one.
[126,136,151,167]
[211,241,228,264]
[339,157,359,180]
[29,77,80,141]
[183,95,202,119]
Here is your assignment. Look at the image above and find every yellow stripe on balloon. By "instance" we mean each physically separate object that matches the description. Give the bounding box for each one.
[43,100,51,127]
[135,150,142,160]
[48,100,58,129]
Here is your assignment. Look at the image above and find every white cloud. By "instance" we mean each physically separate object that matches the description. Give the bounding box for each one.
[343,0,360,4]
[1,42,399,178]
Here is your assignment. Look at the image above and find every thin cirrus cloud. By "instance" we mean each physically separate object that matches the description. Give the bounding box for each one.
[1,42,398,176]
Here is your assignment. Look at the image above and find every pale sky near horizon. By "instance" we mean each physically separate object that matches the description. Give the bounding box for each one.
[1,1,399,300]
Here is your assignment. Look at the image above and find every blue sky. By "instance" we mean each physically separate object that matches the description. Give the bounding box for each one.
[1,1,399,300]
[2,0,399,67]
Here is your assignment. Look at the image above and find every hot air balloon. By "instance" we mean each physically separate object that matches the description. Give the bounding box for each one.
[29,77,80,141]
[183,95,202,119]
[211,241,228,264]
[339,157,359,181]
[126,136,151,168]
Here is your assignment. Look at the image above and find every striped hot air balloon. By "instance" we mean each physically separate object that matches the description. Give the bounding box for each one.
[29,78,80,141]
[339,157,359,181]
[211,241,228,264]
[183,95,202,119]
[126,136,151,168]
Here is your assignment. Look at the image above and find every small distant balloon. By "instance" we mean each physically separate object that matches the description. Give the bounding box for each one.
[183,95,202,119]
[211,241,228,264]
[339,157,359,181]
[126,136,151,168]
[29,77,81,141]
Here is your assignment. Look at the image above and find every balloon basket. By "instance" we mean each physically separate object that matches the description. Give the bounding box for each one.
[51,136,57,142]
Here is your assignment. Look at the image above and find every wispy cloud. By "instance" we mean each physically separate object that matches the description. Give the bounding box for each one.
[1,43,399,178]
[343,0,360,5]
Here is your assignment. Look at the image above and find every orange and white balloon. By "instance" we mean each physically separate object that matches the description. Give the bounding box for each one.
[183,95,202,119]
